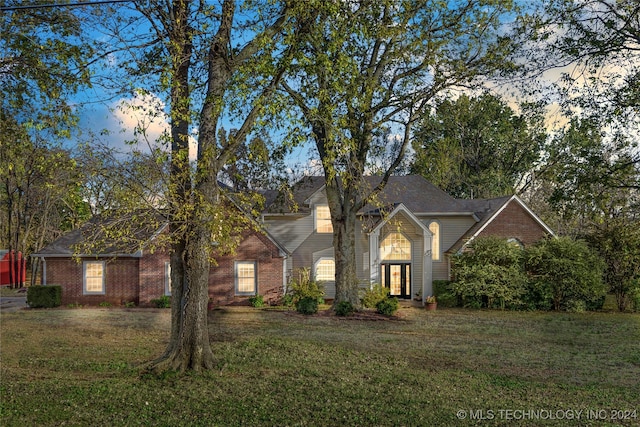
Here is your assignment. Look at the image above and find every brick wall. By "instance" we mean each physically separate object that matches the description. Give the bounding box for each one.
[208,232,284,306]
[45,257,139,306]
[139,250,169,306]
[478,201,549,246]
[43,230,284,307]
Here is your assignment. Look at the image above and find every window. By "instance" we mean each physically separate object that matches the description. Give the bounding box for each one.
[164,262,171,296]
[380,232,411,261]
[316,205,333,233]
[235,261,257,295]
[429,221,440,261]
[83,261,105,294]
[315,258,335,282]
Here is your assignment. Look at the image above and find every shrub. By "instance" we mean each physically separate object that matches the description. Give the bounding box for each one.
[26,286,61,308]
[281,294,294,307]
[99,301,112,307]
[151,295,171,308]
[361,284,389,308]
[124,301,136,308]
[526,237,606,311]
[432,280,458,308]
[248,294,264,308]
[451,236,527,309]
[335,301,354,316]
[296,296,318,315]
[376,297,399,316]
[287,268,325,305]
[630,282,640,312]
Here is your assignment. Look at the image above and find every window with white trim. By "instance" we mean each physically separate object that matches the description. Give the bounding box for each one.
[164,262,172,296]
[315,258,335,282]
[83,261,105,294]
[316,205,333,233]
[429,221,441,261]
[380,232,412,261]
[235,261,257,295]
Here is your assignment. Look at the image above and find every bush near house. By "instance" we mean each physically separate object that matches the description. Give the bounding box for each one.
[286,268,325,305]
[451,236,527,310]
[360,283,389,308]
[26,285,62,308]
[450,236,607,311]
[526,237,606,311]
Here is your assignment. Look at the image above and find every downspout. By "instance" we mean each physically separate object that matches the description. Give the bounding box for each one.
[41,257,47,286]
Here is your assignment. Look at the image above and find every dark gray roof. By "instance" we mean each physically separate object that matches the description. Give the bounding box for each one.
[447,196,514,253]
[33,214,167,257]
[264,175,469,215]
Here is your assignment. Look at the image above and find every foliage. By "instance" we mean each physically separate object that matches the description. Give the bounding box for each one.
[411,93,546,199]
[425,296,436,304]
[361,284,390,309]
[26,286,61,309]
[451,236,528,310]
[334,301,354,317]
[375,297,399,316]
[280,0,521,307]
[587,219,640,311]
[526,237,606,311]
[151,295,171,309]
[99,301,112,307]
[295,297,318,315]
[432,280,458,308]
[287,268,325,305]
[248,295,264,308]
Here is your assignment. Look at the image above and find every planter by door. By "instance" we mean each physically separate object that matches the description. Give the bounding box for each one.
[425,302,437,311]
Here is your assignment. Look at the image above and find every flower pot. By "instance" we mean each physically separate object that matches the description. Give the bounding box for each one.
[425,302,437,311]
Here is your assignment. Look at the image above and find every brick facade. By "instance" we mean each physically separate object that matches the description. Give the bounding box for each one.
[477,201,549,246]
[42,230,285,307]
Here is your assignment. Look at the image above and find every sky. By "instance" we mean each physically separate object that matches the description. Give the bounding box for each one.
[23,0,635,180]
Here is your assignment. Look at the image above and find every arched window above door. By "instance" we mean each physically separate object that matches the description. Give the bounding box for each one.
[380,232,412,261]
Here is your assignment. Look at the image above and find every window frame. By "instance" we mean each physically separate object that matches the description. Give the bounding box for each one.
[315,205,333,233]
[380,232,412,261]
[83,260,106,295]
[429,221,441,261]
[314,257,336,282]
[235,261,257,296]
[164,262,172,296]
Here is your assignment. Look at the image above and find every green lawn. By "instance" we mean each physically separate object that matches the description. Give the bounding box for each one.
[1,307,638,426]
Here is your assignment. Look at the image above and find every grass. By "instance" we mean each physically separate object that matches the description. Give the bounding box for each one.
[1,307,639,426]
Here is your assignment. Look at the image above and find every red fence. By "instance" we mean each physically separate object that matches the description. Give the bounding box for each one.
[0,251,27,287]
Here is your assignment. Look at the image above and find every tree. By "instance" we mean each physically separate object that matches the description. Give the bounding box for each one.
[588,219,640,311]
[280,0,519,308]
[526,237,606,311]
[519,0,640,189]
[411,93,546,198]
[1,1,93,286]
[83,0,300,373]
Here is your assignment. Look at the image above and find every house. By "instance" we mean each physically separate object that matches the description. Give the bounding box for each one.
[262,175,554,304]
[32,216,289,307]
[32,175,552,307]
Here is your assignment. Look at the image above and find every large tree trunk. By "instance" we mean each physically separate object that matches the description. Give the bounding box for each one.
[326,178,361,308]
[146,221,215,373]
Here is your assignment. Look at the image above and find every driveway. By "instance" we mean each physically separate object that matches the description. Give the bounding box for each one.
[0,296,27,312]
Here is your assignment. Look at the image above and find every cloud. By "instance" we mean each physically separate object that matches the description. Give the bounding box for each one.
[78,91,197,160]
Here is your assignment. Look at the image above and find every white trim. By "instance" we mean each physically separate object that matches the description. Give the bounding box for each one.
[235,261,257,296]
[314,257,336,282]
[164,262,171,296]
[315,205,333,233]
[428,220,442,262]
[83,261,105,295]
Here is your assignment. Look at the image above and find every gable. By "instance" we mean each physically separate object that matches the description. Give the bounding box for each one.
[449,196,554,253]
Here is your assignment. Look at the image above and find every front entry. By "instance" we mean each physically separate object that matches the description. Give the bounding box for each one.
[381,263,411,299]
